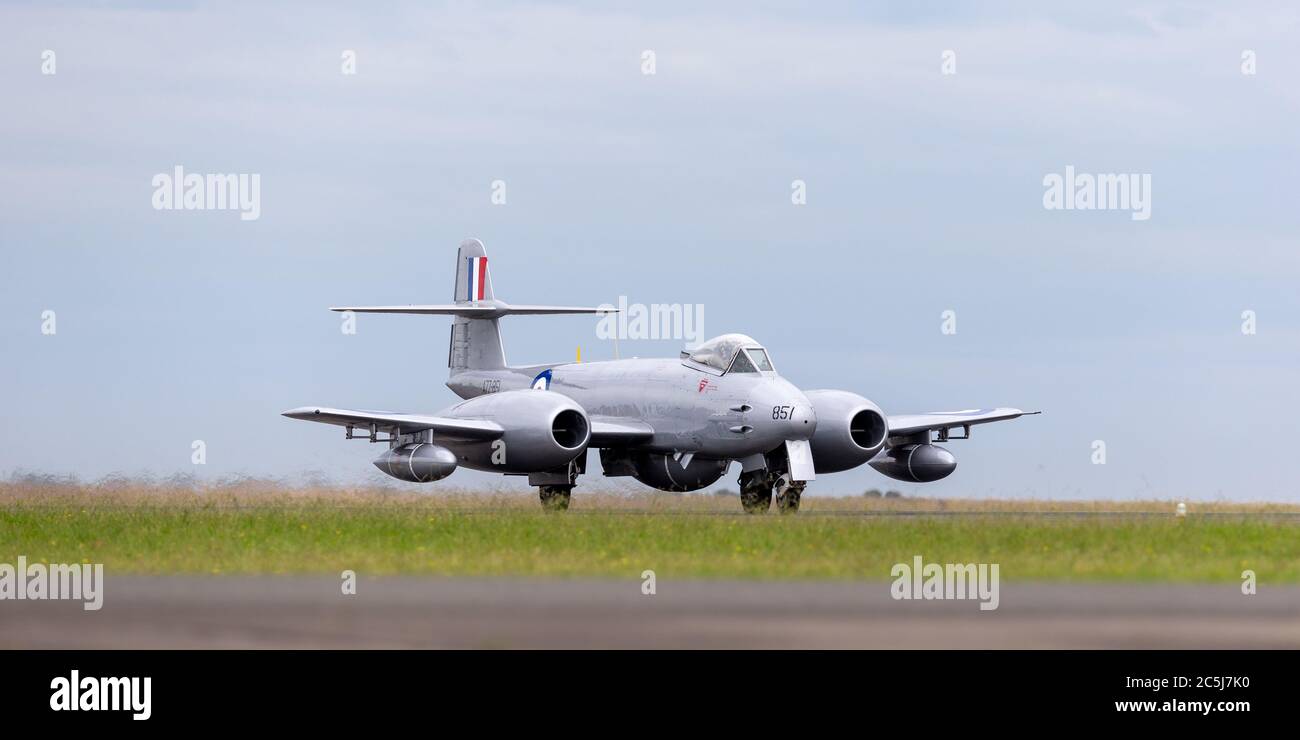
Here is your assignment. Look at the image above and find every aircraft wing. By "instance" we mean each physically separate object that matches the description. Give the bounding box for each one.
[589,418,655,447]
[281,407,504,440]
[887,408,1039,437]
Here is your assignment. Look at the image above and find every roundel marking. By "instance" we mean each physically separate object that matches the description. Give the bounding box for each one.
[531,369,553,390]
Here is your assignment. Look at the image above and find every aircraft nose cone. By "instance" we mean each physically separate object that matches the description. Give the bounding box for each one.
[750,380,817,446]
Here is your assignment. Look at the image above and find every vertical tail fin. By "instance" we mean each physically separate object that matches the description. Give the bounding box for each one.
[449,239,505,372]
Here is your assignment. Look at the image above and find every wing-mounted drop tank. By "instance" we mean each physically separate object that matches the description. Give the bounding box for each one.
[374,443,458,482]
[869,443,956,483]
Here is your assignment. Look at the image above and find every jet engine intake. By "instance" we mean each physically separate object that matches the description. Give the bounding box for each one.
[805,390,889,474]
[439,389,591,473]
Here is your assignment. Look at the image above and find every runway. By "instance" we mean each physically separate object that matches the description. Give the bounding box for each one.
[4,576,1299,649]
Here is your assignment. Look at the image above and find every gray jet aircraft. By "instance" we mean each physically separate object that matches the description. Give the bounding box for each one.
[284,239,1038,512]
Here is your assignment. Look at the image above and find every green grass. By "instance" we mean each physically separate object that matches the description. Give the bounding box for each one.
[3,496,1297,581]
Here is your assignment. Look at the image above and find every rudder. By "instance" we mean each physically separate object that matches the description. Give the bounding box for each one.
[453,239,495,303]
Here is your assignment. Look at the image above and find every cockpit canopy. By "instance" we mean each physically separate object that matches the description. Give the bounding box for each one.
[682,333,775,374]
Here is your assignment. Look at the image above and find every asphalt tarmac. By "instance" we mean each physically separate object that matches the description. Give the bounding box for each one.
[4,577,1298,649]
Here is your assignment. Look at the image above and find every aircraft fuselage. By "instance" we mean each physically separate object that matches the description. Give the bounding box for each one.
[447,358,815,460]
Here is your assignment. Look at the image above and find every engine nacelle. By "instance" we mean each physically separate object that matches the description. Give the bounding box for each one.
[805,390,889,474]
[374,443,458,482]
[630,452,729,492]
[869,443,956,483]
[438,389,590,474]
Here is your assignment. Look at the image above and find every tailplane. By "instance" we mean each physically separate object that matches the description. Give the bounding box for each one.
[328,239,613,373]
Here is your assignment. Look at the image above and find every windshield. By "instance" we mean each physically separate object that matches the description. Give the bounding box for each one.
[728,351,759,373]
[747,348,774,372]
[684,334,774,374]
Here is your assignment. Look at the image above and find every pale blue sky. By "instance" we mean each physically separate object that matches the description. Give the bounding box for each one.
[2,1,1297,499]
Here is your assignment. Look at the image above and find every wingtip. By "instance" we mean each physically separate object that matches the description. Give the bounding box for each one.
[281,407,318,419]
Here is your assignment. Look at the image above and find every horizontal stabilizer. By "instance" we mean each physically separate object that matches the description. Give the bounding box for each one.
[330,300,616,319]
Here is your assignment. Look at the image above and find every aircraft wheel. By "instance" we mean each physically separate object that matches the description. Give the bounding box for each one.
[740,488,771,514]
[775,478,804,514]
[738,471,772,514]
[538,486,572,511]
[739,471,772,514]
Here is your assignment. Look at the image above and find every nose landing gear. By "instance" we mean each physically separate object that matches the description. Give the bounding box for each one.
[738,469,772,514]
[738,452,808,515]
[774,474,805,513]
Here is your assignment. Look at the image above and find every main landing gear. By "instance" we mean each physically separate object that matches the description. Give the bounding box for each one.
[532,455,585,512]
[538,485,572,511]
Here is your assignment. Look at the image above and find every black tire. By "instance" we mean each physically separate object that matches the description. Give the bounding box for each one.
[539,486,572,511]
[738,470,772,514]
[775,483,804,514]
[740,486,772,514]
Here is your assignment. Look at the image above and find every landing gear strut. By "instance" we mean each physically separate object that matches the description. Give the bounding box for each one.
[738,470,772,514]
